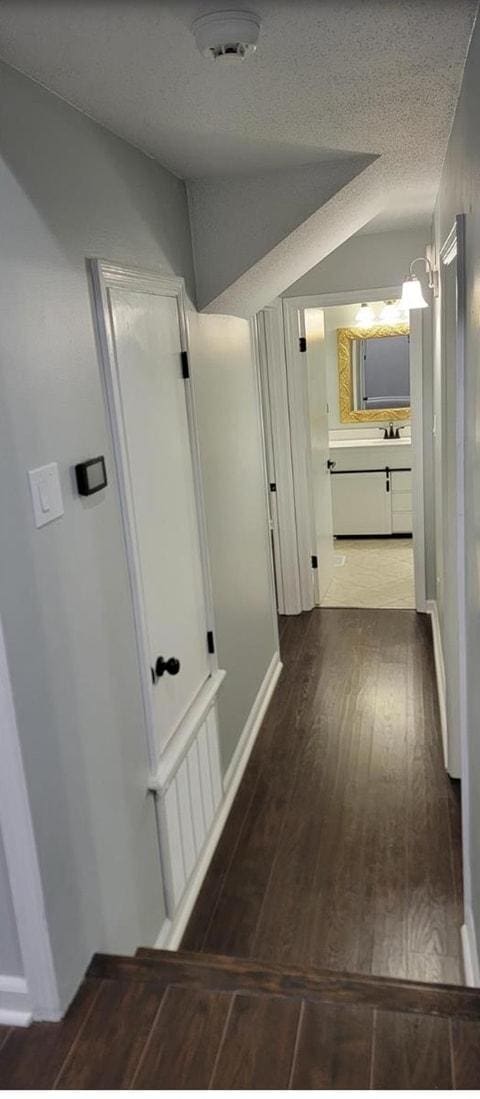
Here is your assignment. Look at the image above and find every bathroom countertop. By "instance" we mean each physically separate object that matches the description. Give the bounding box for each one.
[329,437,411,449]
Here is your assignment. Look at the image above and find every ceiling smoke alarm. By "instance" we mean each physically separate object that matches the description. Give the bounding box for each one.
[192,9,261,60]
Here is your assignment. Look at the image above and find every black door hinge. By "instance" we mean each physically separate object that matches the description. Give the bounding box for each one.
[207,630,215,655]
[311,555,318,569]
[299,336,307,353]
[181,350,190,379]
[269,482,277,492]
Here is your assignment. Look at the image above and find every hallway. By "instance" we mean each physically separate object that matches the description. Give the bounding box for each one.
[183,608,463,985]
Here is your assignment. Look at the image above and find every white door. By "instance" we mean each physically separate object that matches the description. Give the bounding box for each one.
[304,308,335,603]
[91,265,214,764]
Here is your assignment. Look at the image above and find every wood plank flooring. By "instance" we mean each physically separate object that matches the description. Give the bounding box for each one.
[183,608,464,984]
[2,949,480,1089]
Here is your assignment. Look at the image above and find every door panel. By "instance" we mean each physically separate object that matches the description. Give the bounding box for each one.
[304,308,335,601]
[108,288,209,752]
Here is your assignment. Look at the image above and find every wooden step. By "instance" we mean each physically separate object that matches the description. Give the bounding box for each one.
[89,946,480,1020]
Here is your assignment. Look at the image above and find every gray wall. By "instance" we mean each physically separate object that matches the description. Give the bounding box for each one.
[284,227,431,298]
[0,58,277,1013]
[433,11,480,952]
[187,156,374,311]
[283,226,436,599]
[189,313,278,773]
[0,833,22,978]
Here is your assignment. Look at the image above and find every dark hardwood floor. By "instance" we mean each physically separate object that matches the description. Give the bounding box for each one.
[2,949,480,1089]
[0,608,471,1089]
[183,608,464,984]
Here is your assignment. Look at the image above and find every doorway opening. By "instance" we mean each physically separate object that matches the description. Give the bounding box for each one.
[257,288,426,617]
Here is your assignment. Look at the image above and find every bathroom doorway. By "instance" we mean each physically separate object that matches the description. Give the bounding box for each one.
[256,287,426,616]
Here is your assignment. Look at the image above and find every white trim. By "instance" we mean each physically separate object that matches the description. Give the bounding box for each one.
[285,286,401,310]
[410,311,427,611]
[0,976,32,1027]
[256,303,302,615]
[148,670,226,792]
[438,217,471,913]
[282,299,316,611]
[461,907,480,987]
[0,615,60,1022]
[426,600,448,770]
[89,260,218,774]
[249,318,282,649]
[155,651,282,951]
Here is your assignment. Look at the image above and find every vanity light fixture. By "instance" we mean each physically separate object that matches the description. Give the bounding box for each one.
[355,302,375,327]
[401,255,439,310]
[380,299,402,323]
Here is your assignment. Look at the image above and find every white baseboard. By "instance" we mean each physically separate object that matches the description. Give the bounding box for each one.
[426,599,448,770]
[0,975,32,1027]
[155,651,282,952]
[461,907,480,987]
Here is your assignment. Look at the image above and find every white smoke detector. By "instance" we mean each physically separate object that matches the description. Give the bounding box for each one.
[192,9,261,61]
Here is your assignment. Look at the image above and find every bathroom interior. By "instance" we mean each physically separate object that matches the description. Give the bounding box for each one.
[322,298,415,610]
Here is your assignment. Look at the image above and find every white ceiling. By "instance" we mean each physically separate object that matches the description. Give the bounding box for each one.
[0,0,476,232]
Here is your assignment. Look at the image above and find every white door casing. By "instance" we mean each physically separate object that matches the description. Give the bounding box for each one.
[304,307,335,602]
[282,299,317,611]
[439,218,467,783]
[256,302,302,615]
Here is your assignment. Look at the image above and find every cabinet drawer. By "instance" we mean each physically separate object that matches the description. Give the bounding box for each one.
[392,511,412,533]
[391,470,411,492]
[391,490,412,513]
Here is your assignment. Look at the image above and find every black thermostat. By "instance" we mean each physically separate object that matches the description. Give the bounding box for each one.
[75,456,107,496]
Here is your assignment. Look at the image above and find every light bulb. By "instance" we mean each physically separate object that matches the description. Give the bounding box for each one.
[400,275,428,310]
[355,303,375,327]
[380,299,401,323]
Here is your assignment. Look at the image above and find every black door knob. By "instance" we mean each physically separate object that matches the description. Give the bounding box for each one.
[327,459,336,470]
[155,655,181,679]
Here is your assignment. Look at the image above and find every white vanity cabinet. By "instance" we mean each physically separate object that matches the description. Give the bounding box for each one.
[332,471,391,535]
[329,441,412,536]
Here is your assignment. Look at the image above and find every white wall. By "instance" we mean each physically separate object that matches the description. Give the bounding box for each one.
[189,314,278,772]
[187,156,374,311]
[0,58,278,1015]
[433,10,480,971]
[284,227,431,298]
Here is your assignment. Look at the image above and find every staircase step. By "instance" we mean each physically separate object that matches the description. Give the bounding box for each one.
[90,947,480,1021]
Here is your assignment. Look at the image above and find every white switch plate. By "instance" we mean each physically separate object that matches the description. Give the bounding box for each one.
[28,463,64,528]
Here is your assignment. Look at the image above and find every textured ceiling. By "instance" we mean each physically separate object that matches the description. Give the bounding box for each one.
[0,1,475,207]
[0,0,476,313]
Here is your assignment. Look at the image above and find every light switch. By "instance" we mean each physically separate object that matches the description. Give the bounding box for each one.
[28,463,64,528]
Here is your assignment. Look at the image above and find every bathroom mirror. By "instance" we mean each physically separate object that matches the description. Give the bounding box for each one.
[337,323,411,423]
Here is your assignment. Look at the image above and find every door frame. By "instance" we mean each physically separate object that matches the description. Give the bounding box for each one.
[255,301,303,614]
[438,217,470,897]
[89,261,222,779]
[283,288,427,613]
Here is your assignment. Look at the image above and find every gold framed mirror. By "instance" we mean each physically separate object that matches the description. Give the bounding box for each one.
[337,323,411,423]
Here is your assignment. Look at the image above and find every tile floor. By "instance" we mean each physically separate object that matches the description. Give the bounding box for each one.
[321,537,415,609]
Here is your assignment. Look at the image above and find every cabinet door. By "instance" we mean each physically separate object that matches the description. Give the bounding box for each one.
[332,472,391,535]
